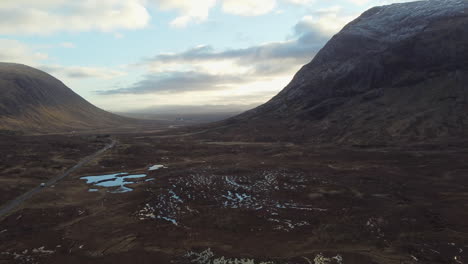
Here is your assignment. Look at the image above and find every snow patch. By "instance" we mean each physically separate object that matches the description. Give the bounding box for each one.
[149,164,167,171]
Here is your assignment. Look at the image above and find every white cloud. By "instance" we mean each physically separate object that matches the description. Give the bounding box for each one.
[222,0,277,16]
[0,0,66,9]
[40,65,126,80]
[100,12,334,97]
[59,42,76,48]
[0,38,125,88]
[0,39,48,65]
[347,0,421,5]
[0,0,340,33]
[169,16,194,28]
[155,0,217,27]
[347,0,371,5]
[0,0,150,35]
[152,0,421,28]
[0,0,424,34]
[296,7,354,37]
[283,0,316,5]
[155,0,281,27]
[114,32,125,39]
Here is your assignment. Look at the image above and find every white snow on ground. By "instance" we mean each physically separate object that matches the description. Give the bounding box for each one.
[182,249,345,264]
[1,246,55,263]
[148,165,167,171]
[184,248,275,264]
[137,170,327,231]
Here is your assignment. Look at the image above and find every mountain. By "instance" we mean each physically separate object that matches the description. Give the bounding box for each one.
[0,63,130,133]
[215,0,468,145]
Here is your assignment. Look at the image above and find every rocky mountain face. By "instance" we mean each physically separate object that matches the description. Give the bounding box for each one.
[220,0,468,145]
[0,63,130,133]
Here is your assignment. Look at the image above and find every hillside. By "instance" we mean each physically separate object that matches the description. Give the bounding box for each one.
[0,63,131,133]
[211,0,468,145]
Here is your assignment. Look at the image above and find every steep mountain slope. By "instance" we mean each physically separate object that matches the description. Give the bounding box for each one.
[0,63,130,133]
[218,0,468,145]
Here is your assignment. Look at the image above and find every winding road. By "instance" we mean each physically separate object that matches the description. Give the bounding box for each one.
[0,138,117,220]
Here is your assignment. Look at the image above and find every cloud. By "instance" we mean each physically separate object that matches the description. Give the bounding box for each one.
[347,0,421,5]
[210,90,276,106]
[143,38,323,73]
[114,32,125,39]
[156,0,277,27]
[0,0,280,33]
[0,0,150,35]
[222,0,277,16]
[347,0,372,5]
[283,0,316,5]
[59,42,75,48]
[153,0,321,28]
[0,0,66,9]
[152,0,217,28]
[294,7,354,37]
[98,71,249,94]
[0,38,125,89]
[154,0,421,28]
[0,39,48,65]
[40,65,126,80]
[99,13,336,95]
[0,0,423,35]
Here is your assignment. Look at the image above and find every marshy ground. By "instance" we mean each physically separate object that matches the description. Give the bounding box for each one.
[0,131,467,264]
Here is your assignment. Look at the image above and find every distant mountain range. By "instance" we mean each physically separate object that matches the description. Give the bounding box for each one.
[0,63,131,133]
[213,0,468,145]
[118,104,259,123]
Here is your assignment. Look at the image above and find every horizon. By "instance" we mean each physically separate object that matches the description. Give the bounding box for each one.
[0,0,419,113]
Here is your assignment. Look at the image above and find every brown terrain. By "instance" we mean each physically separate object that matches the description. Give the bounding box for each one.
[0,134,109,205]
[1,1,468,264]
[0,133,467,264]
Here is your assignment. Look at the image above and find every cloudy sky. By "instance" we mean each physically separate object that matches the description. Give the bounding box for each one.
[0,0,417,112]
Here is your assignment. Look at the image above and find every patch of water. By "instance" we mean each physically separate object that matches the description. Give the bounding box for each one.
[222,191,253,208]
[137,202,179,226]
[157,215,178,226]
[81,172,148,193]
[169,189,183,203]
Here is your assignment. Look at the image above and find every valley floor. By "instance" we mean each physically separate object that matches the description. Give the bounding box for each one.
[0,131,467,264]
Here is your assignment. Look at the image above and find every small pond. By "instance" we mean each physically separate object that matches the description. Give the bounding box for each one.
[81,165,166,193]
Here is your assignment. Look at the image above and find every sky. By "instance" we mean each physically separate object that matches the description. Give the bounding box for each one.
[0,0,418,112]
